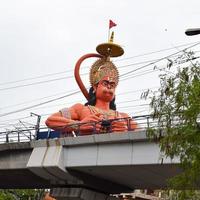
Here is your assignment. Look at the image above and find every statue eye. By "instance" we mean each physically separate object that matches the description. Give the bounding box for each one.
[101,80,108,87]
[100,80,116,88]
[110,82,116,88]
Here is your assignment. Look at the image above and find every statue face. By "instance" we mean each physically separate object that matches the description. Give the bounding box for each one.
[95,76,116,102]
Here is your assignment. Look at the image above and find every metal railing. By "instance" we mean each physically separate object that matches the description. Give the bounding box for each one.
[0,115,157,144]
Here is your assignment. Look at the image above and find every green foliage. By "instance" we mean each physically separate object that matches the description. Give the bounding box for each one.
[0,189,45,200]
[0,190,13,200]
[161,189,200,200]
[145,52,200,199]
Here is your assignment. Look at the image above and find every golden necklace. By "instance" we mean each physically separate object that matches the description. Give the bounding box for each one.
[88,105,117,119]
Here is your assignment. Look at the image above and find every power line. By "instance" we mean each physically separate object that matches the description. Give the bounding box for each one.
[117,86,158,96]
[121,69,159,82]
[0,101,151,128]
[0,76,71,91]
[0,58,164,91]
[0,116,32,124]
[0,88,153,119]
[14,97,149,111]
[1,42,199,118]
[0,70,160,117]
[116,40,200,61]
[1,89,79,110]
[0,86,153,117]
[0,40,199,87]
[0,90,81,118]
[118,104,149,109]
[0,73,87,91]
[0,70,70,86]
[1,42,199,92]
[0,60,156,91]
[117,98,150,104]
[120,56,200,82]
[0,59,159,91]
[120,41,200,78]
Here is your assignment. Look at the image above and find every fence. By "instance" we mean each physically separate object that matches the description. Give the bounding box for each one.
[0,115,156,144]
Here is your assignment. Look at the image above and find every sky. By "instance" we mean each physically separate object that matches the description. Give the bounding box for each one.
[0,0,200,133]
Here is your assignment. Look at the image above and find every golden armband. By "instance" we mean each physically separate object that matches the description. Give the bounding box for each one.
[69,120,80,131]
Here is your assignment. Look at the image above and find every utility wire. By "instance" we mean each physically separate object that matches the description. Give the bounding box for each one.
[22,97,148,111]
[0,70,70,86]
[1,42,199,118]
[121,69,159,82]
[0,90,80,118]
[0,58,166,91]
[0,116,34,124]
[0,101,152,129]
[3,67,155,111]
[1,88,79,110]
[0,84,157,119]
[121,56,200,82]
[0,60,159,91]
[1,84,155,112]
[1,42,199,92]
[118,104,149,109]
[115,40,200,61]
[0,73,87,91]
[120,41,200,78]
[118,86,158,96]
[0,40,198,87]
[17,97,149,111]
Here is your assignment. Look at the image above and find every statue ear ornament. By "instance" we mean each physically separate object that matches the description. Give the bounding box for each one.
[74,31,124,101]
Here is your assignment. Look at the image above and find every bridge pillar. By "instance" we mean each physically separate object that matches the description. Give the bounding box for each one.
[51,188,118,200]
[27,140,80,185]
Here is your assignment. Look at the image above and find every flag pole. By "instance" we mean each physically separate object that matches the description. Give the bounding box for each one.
[108,23,110,42]
[108,20,117,41]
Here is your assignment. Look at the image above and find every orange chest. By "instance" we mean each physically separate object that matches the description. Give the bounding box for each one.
[79,106,117,120]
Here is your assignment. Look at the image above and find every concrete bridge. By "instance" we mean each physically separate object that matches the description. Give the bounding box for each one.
[0,130,180,199]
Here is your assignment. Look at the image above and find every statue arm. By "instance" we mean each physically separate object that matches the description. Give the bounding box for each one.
[111,112,138,132]
[45,103,101,133]
[45,103,83,131]
[120,113,138,130]
[45,112,75,130]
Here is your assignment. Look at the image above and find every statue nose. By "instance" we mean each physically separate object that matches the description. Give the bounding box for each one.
[107,84,111,89]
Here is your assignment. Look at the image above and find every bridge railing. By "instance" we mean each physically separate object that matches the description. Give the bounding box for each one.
[0,128,36,144]
[0,115,158,144]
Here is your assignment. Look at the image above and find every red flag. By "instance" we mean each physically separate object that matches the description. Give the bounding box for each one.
[109,20,117,29]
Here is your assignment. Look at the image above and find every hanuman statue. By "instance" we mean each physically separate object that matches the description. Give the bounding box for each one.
[46,32,138,135]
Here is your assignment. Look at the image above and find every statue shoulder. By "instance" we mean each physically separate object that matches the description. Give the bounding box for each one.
[119,112,130,118]
[70,103,85,113]
[71,103,85,110]
[67,103,85,120]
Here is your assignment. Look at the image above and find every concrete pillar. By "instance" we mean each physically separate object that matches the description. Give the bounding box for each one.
[51,188,119,200]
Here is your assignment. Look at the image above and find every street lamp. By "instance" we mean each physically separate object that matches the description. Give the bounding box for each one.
[196,113,200,128]
[185,29,200,127]
[185,28,200,36]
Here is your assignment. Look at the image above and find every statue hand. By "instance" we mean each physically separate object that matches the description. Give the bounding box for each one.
[111,120,128,132]
[80,114,102,132]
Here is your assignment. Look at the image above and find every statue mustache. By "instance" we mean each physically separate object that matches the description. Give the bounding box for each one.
[103,90,113,95]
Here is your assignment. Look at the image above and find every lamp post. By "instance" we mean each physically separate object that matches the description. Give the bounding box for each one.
[196,113,200,128]
[185,28,200,36]
[185,29,200,127]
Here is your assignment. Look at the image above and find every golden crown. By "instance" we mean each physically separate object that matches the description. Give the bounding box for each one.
[89,57,119,86]
[89,32,124,86]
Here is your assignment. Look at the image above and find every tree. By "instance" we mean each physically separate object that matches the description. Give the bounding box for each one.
[0,189,45,200]
[0,190,13,200]
[144,51,200,199]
